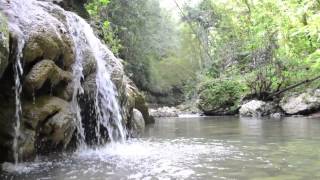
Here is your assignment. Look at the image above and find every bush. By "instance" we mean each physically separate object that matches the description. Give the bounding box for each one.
[198,79,245,115]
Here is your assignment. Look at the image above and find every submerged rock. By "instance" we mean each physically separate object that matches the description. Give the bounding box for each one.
[280,89,320,115]
[240,100,276,117]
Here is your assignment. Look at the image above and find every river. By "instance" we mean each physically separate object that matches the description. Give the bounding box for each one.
[1,116,320,179]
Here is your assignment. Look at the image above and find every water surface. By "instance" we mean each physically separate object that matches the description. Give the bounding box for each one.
[1,116,320,180]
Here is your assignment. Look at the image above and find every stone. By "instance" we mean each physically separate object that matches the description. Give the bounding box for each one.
[24,60,72,93]
[240,100,275,117]
[0,13,9,78]
[150,106,180,117]
[270,113,283,119]
[280,89,320,115]
[39,105,75,151]
[23,96,70,130]
[41,0,90,18]
[130,109,145,137]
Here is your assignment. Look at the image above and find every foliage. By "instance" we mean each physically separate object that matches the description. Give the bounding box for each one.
[198,78,246,113]
[188,0,320,102]
[86,0,320,105]
[86,0,122,56]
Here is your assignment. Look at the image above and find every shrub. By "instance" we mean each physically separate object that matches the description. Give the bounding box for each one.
[198,79,245,114]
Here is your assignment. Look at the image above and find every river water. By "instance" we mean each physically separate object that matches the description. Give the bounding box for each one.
[1,116,320,180]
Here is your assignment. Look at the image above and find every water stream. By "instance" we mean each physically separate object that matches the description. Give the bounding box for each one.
[12,38,25,164]
[2,116,320,179]
[66,12,127,145]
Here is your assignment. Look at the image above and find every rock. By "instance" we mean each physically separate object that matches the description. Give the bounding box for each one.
[270,112,283,119]
[280,89,320,115]
[41,0,90,18]
[126,80,154,124]
[24,60,72,93]
[23,27,75,69]
[38,105,75,152]
[130,109,145,137]
[240,100,275,117]
[150,106,180,117]
[23,96,75,154]
[0,13,9,78]
[23,96,70,129]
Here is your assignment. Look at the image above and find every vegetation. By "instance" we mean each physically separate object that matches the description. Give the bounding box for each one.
[86,0,320,107]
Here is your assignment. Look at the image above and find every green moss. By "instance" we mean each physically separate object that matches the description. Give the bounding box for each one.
[0,12,9,78]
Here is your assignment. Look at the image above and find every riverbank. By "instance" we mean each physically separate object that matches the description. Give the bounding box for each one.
[149,88,320,119]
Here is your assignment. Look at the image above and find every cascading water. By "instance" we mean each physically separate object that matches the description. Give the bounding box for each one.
[1,0,128,165]
[66,13,87,148]
[66,13,127,144]
[3,0,30,164]
[12,38,25,164]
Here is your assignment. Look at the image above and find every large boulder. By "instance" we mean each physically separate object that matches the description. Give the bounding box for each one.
[130,109,145,137]
[0,12,9,78]
[280,89,320,115]
[240,100,276,117]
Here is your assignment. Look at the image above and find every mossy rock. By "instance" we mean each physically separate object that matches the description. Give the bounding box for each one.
[23,26,74,69]
[0,12,9,78]
[24,59,72,94]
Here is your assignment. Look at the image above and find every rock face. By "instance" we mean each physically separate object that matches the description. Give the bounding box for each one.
[0,0,152,162]
[0,12,9,78]
[42,0,89,18]
[280,89,320,115]
[239,100,276,117]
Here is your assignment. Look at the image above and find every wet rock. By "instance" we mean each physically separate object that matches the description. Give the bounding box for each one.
[42,0,89,18]
[23,96,69,130]
[23,96,75,154]
[130,87,154,124]
[23,28,75,69]
[240,100,275,117]
[38,105,75,152]
[280,89,320,115]
[24,60,72,93]
[0,13,9,78]
[130,109,145,137]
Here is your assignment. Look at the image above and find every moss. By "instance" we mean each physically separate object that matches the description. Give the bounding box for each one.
[0,12,9,78]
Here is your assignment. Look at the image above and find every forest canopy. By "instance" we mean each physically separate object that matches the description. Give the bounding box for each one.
[86,0,320,105]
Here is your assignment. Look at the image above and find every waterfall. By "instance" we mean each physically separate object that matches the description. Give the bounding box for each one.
[1,0,128,164]
[66,13,87,148]
[12,38,25,164]
[67,12,127,144]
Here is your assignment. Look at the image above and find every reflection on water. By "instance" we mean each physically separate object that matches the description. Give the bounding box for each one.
[1,116,320,179]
